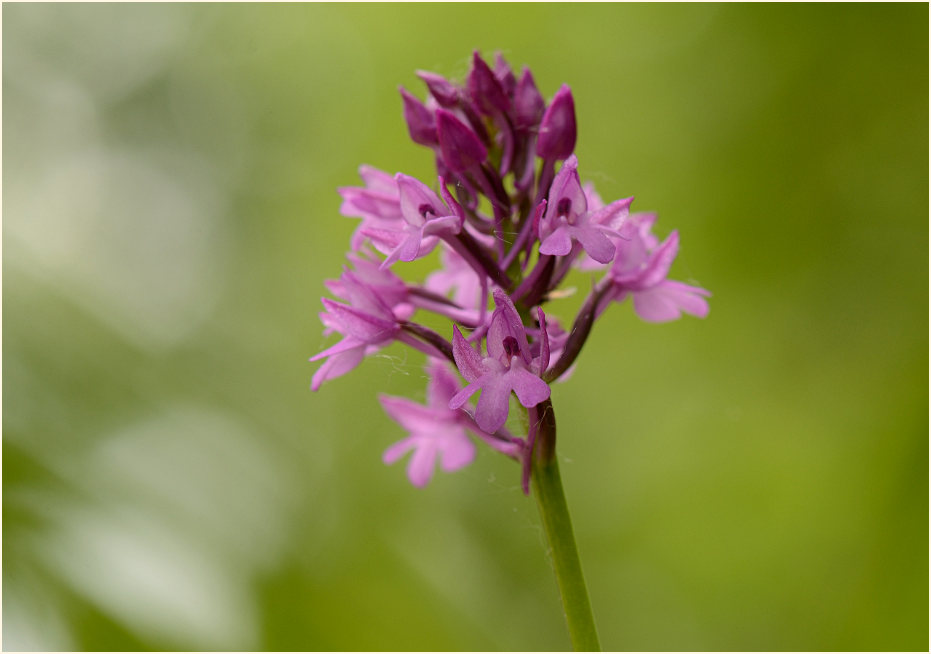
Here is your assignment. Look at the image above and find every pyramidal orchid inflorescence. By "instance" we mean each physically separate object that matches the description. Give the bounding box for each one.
[312,51,710,493]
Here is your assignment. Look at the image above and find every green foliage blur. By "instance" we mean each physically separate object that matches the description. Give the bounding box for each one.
[3,4,927,651]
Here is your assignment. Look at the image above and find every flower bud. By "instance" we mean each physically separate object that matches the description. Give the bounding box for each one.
[467,50,511,116]
[514,67,545,130]
[399,87,437,147]
[436,108,488,173]
[416,70,460,108]
[536,84,577,160]
[494,52,517,98]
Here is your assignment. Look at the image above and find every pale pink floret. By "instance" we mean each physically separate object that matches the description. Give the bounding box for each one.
[310,297,399,391]
[538,155,631,264]
[602,213,711,322]
[380,362,477,487]
[325,249,414,321]
[310,267,406,391]
[448,290,550,433]
[363,174,463,269]
[338,165,404,252]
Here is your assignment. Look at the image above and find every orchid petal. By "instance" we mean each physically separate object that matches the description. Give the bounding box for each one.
[639,230,680,288]
[449,381,482,410]
[407,441,438,487]
[320,298,396,342]
[633,280,710,322]
[421,214,462,239]
[507,366,551,408]
[310,345,366,390]
[379,395,449,434]
[539,225,573,256]
[396,174,445,226]
[572,225,616,264]
[535,307,550,376]
[439,434,476,472]
[452,325,486,383]
[544,155,586,223]
[383,436,417,465]
[589,196,633,231]
[426,361,463,408]
[474,375,512,433]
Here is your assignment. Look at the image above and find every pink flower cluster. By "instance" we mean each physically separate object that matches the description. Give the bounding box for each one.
[312,52,709,491]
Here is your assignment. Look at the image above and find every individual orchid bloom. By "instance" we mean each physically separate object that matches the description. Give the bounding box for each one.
[310,293,400,391]
[363,174,463,269]
[381,362,478,487]
[338,165,404,252]
[538,155,632,264]
[600,214,711,323]
[325,249,415,322]
[449,290,551,433]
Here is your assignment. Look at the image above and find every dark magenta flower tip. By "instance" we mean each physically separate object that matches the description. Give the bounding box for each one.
[493,52,517,98]
[514,67,544,130]
[436,108,488,173]
[467,50,511,117]
[536,84,577,161]
[399,86,437,147]
[416,70,460,108]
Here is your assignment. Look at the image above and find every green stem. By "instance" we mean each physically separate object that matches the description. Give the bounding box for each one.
[531,431,601,651]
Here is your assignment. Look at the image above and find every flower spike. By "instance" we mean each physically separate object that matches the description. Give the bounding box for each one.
[312,52,708,496]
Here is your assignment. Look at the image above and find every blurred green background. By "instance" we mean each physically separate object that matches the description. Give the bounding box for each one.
[3,3,927,651]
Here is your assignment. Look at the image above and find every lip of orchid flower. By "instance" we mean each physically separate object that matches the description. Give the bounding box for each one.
[447,291,551,434]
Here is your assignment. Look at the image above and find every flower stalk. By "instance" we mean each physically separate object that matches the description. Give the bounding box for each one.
[532,449,601,651]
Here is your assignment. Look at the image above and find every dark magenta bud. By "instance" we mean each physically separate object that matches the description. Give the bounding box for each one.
[514,67,545,130]
[436,108,488,173]
[536,84,577,160]
[494,52,517,98]
[416,70,460,108]
[467,51,511,117]
[399,87,437,147]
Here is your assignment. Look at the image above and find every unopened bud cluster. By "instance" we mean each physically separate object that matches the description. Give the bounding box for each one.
[312,51,709,492]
